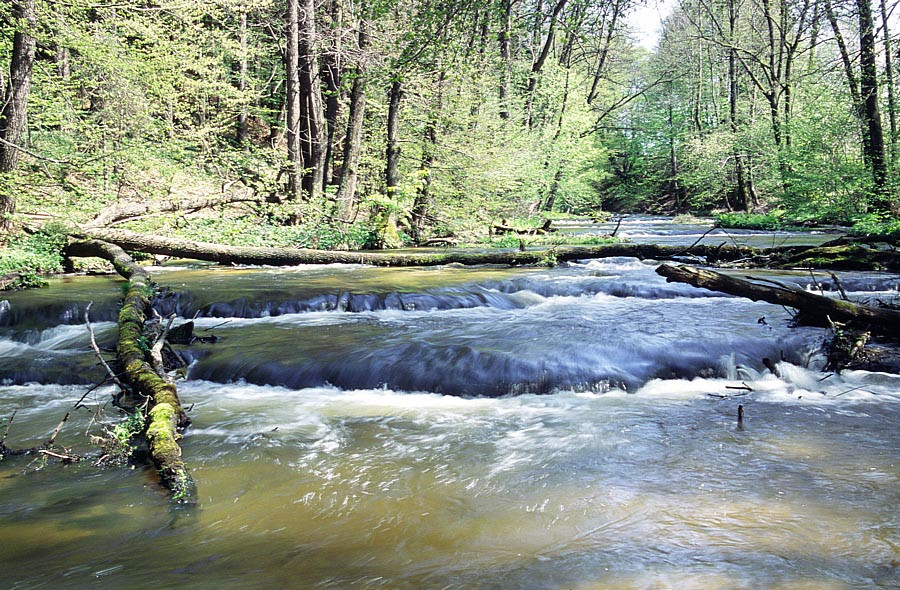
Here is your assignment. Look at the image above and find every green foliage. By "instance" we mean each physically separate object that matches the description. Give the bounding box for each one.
[0,223,70,289]
[715,212,786,231]
[102,411,147,465]
[849,213,900,242]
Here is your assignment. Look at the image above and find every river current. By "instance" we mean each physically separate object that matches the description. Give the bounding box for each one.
[1,217,899,589]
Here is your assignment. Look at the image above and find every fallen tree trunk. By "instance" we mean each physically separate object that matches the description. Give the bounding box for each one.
[771,243,900,272]
[68,239,196,504]
[656,264,900,335]
[72,227,761,266]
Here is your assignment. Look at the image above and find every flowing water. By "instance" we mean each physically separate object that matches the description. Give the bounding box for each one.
[1,217,899,589]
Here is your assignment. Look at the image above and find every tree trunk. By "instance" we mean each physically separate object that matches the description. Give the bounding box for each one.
[498,0,513,120]
[857,0,889,202]
[411,69,445,241]
[586,0,621,105]
[385,79,403,196]
[377,79,404,247]
[285,0,303,200]
[298,0,325,201]
[321,0,343,188]
[0,0,36,230]
[880,0,897,168]
[525,0,567,129]
[543,166,564,212]
[236,10,249,145]
[728,0,749,211]
[657,263,900,335]
[335,20,369,219]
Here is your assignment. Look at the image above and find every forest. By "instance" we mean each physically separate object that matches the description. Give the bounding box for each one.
[3,2,900,586]
[1,0,898,270]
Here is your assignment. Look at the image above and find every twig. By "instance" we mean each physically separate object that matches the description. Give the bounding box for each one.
[1,409,16,446]
[73,375,125,410]
[0,135,71,164]
[85,302,126,391]
[808,270,825,296]
[828,271,850,301]
[673,225,719,257]
[610,215,625,238]
[726,381,754,391]
[202,319,232,331]
[38,449,80,462]
[46,412,70,447]
[834,385,871,397]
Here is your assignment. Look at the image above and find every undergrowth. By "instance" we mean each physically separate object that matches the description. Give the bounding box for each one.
[0,223,70,290]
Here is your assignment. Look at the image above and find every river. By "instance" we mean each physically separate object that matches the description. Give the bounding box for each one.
[1,216,899,589]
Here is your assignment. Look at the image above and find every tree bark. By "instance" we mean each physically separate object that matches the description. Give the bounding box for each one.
[728,0,749,211]
[236,10,249,145]
[657,263,900,335]
[298,0,325,201]
[385,79,403,196]
[411,69,445,241]
[498,0,513,119]
[335,19,369,218]
[586,0,622,105]
[321,0,343,188]
[857,0,889,202]
[880,0,897,168]
[285,0,303,199]
[0,0,36,230]
[525,0,568,128]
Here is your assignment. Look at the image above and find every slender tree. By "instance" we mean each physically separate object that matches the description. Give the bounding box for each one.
[857,0,889,202]
[0,0,36,230]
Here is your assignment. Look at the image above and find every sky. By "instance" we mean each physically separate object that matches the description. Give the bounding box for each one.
[628,0,677,51]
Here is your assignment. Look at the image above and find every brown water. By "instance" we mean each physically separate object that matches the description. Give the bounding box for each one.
[1,219,899,589]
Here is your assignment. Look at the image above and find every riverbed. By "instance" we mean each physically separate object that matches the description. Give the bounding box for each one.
[1,217,898,589]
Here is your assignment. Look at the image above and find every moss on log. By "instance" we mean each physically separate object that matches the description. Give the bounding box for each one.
[65,239,196,504]
[656,263,900,335]
[71,228,761,266]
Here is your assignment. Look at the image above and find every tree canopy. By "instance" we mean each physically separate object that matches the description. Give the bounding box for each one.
[0,0,898,247]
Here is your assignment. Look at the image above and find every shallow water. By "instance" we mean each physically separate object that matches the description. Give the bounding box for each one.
[1,217,899,589]
[555,214,840,248]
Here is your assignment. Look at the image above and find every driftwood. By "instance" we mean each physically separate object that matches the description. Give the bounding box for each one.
[656,264,900,335]
[71,239,197,504]
[70,227,766,267]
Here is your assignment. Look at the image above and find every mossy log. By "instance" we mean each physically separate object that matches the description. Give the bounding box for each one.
[65,239,196,504]
[656,264,900,335]
[71,228,762,266]
[771,244,900,272]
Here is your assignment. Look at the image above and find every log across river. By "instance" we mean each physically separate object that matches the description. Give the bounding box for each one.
[1,216,900,588]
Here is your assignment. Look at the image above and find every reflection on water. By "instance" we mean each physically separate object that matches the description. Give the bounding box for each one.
[1,216,898,589]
